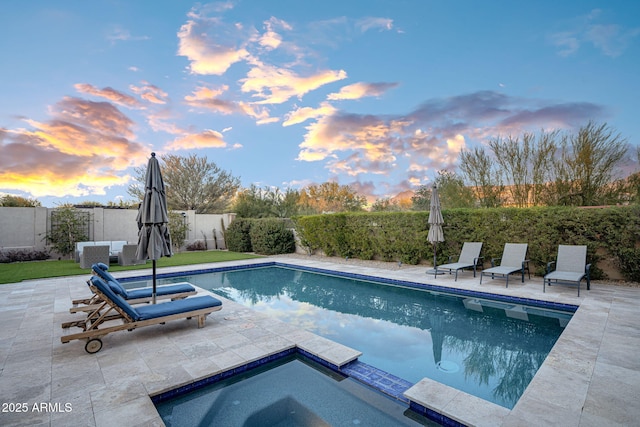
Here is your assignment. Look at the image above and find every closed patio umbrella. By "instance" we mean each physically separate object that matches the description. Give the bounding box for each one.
[427,184,444,271]
[136,152,172,303]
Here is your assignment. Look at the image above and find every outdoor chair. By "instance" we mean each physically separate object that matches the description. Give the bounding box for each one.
[480,243,530,287]
[433,242,484,280]
[61,276,222,353]
[79,245,110,269]
[70,263,197,313]
[544,245,591,296]
[118,244,146,266]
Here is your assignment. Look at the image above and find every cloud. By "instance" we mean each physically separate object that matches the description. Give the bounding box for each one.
[327,82,398,100]
[549,9,640,57]
[240,60,347,104]
[0,97,147,198]
[184,85,273,122]
[75,83,142,108]
[355,17,394,32]
[296,90,606,187]
[283,102,336,126]
[106,25,150,43]
[177,10,250,75]
[165,129,227,151]
[259,17,292,50]
[130,82,169,105]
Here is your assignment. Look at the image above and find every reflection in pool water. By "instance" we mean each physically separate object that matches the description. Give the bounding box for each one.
[133,265,574,409]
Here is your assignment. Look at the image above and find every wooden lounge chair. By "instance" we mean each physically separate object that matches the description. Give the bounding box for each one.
[433,242,483,280]
[70,263,197,313]
[544,245,591,296]
[61,276,222,353]
[480,243,530,287]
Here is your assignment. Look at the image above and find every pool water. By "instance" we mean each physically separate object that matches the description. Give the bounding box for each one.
[130,265,573,409]
[154,355,434,426]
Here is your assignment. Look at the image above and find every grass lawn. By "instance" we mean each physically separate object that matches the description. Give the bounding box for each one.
[0,250,264,284]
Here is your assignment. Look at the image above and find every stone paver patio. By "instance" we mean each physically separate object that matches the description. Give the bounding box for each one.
[0,256,638,426]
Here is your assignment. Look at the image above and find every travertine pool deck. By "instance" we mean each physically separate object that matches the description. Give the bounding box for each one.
[0,256,638,426]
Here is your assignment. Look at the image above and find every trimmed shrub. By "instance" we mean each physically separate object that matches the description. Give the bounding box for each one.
[185,240,207,251]
[0,249,50,263]
[250,219,295,255]
[225,218,254,252]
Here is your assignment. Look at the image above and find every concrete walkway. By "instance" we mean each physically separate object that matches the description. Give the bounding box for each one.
[0,256,638,426]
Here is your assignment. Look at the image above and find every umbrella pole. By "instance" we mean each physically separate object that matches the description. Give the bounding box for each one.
[152,260,157,304]
[433,243,437,269]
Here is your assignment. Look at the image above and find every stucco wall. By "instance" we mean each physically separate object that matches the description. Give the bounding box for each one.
[0,207,234,253]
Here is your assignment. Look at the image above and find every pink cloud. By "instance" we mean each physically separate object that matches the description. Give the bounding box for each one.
[327,82,398,101]
[74,83,142,108]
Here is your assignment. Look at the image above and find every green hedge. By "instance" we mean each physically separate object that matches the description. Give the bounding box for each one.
[225,218,254,252]
[250,219,296,255]
[226,218,296,255]
[294,205,640,281]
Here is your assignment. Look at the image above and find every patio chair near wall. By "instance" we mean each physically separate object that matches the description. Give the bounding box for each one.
[544,245,591,296]
[433,242,483,280]
[79,245,110,269]
[118,244,146,266]
[480,243,530,287]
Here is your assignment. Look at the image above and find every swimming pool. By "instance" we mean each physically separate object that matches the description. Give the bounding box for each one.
[125,263,575,409]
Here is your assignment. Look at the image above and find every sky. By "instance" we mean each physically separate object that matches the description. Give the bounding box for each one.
[1,1,639,207]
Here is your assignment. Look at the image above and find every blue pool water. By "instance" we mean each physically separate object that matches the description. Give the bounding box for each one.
[127,264,574,409]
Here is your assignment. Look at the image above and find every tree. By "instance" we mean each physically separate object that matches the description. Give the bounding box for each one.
[489,131,558,207]
[232,185,274,218]
[46,206,89,259]
[232,185,301,218]
[434,170,475,208]
[371,198,403,212]
[168,211,188,250]
[411,185,432,211]
[128,154,241,213]
[551,122,628,206]
[411,171,475,211]
[298,182,366,213]
[458,147,504,208]
[269,187,300,218]
[0,195,41,207]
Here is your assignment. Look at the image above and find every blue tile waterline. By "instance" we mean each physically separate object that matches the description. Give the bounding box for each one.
[120,260,579,313]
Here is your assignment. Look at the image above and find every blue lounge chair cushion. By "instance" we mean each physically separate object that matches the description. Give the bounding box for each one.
[107,280,129,298]
[126,283,195,299]
[93,263,119,283]
[135,296,223,320]
[89,276,140,321]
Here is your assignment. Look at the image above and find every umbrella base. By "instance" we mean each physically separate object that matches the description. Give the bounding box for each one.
[426,268,446,275]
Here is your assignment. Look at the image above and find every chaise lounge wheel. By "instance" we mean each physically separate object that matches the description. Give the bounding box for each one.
[85,338,103,354]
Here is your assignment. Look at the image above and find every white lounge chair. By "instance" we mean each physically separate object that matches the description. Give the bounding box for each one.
[480,243,530,287]
[544,245,591,296]
[433,242,483,280]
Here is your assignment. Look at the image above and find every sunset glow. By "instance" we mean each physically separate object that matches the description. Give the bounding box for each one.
[0,1,638,206]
